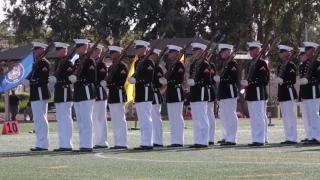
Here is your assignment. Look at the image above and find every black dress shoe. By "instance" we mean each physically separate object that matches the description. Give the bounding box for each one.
[93,145,109,149]
[189,144,208,148]
[301,139,308,143]
[218,139,226,144]
[153,144,164,147]
[133,146,153,150]
[110,146,128,149]
[280,141,297,145]
[167,144,183,147]
[73,148,93,152]
[209,142,214,145]
[303,139,320,145]
[220,142,236,146]
[248,142,264,147]
[53,148,73,152]
[30,147,48,151]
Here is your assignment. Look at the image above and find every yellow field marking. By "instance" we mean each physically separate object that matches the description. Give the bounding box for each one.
[224,156,320,161]
[38,165,69,169]
[228,172,303,178]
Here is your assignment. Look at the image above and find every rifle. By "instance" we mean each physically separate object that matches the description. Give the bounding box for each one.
[96,39,120,65]
[53,46,76,77]
[26,34,60,79]
[165,37,196,79]
[106,37,137,81]
[132,33,166,79]
[154,37,176,65]
[73,30,111,77]
[278,37,304,78]
[190,31,220,80]
[304,45,320,78]
[219,37,247,76]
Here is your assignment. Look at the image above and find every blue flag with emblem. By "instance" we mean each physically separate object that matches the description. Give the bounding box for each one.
[0,53,34,93]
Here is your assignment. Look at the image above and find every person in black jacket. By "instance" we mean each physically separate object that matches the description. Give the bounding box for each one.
[103,45,128,149]
[88,43,109,149]
[49,42,74,151]
[187,43,211,148]
[128,40,155,150]
[159,45,185,147]
[297,41,320,145]
[23,42,51,151]
[149,49,164,147]
[68,39,96,152]
[273,45,298,144]
[241,41,270,146]
[214,44,239,146]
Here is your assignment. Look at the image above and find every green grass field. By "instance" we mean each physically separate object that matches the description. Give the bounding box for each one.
[0,119,320,180]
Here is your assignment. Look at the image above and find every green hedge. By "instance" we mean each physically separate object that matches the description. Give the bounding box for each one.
[0,93,30,113]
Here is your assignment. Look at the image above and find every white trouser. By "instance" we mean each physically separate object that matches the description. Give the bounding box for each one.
[31,100,49,149]
[207,102,216,142]
[279,100,298,142]
[136,102,153,146]
[109,103,128,147]
[74,100,95,148]
[219,98,238,143]
[191,102,209,145]
[300,101,311,140]
[55,102,73,148]
[167,102,184,145]
[218,101,227,140]
[304,99,320,141]
[247,101,266,143]
[264,101,268,142]
[93,100,108,146]
[152,104,163,145]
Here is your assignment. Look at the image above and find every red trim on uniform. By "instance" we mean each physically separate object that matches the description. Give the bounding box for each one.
[260,66,266,71]
[178,68,184,73]
[120,70,127,75]
[290,69,295,73]
[67,67,73,72]
[157,72,163,77]
[42,67,48,72]
[231,67,237,71]
[89,65,95,70]
[100,68,106,72]
[147,66,153,71]
[204,69,210,74]
[210,70,215,74]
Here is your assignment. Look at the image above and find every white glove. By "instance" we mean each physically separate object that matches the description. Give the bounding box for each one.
[187,79,195,86]
[100,80,107,87]
[128,77,136,84]
[22,79,30,87]
[159,77,168,85]
[48,76,57,84]
[68,75,77,84]
[241,80,248,87]
[213,75,220,83]
[275,77,283,84]
[297,77,308,85]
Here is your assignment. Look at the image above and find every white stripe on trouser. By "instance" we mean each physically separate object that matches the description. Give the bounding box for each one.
[280,100,298,142]
[208,89,211,101]
[38,87,43,100]
[191,102,209,145]
[304,98,320,141]
[55,102,73,148]
[207,102,216,142]
[201,87,204,101]
[229,85,234,98]
[152,104,163,145]
[93,100,108,146]
[74,99,95,148]
[119,90,123,103]
[99,87,103,100]
[256,87,260,101]
[31,100,49,149]
[136,102,153,146]
[247,101,266,143]
[219,98,238,143]
[154,93,159,105]
[85,86,90,100]
[64,88,67,102]
[109,103,128,147]
[264,100,268,143]
[300,101,311,140]
[312,86,316,99]
[145,87,148,101]
[177,88,181,101]
[167,102,184,144]
[289,88,294,101]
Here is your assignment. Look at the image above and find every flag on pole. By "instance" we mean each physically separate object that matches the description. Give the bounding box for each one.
[0,53,34,93]
[125,55,139,105]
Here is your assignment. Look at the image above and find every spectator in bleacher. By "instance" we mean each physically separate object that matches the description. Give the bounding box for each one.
[9,90,20,121]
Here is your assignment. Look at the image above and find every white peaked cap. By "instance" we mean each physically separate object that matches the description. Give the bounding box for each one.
[299,47,305,53]
[31,42,48,49]
[191,43,207,50]
[247,41,263,49]
[73,39,90,45]
[278,45,293,51]
[108,45,123,53]
[167,45,182,52]
[153,49,161,55]
[54,42,70,49]
[304,41,319,48]
[89,43,104,50]
[134,40,150,48]
[218,43,234,51]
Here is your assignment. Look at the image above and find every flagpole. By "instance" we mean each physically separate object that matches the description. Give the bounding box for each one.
[4,90,9,120]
